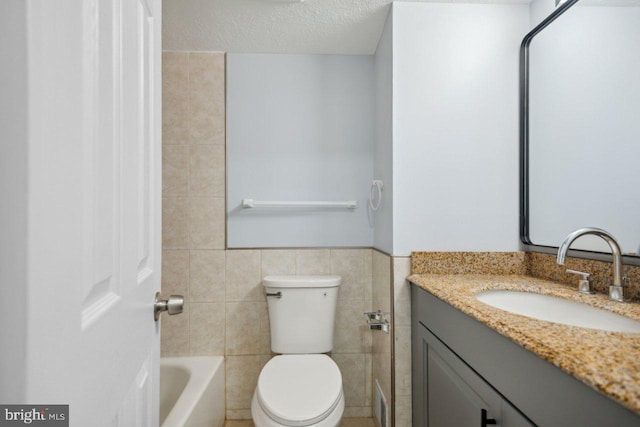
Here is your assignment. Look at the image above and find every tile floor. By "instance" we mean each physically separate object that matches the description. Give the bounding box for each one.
[224,418,376,427]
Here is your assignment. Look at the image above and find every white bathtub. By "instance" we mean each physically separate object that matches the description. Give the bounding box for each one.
[160,357,225,427]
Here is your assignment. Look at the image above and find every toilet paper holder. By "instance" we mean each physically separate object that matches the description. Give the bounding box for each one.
[364,310,390,333]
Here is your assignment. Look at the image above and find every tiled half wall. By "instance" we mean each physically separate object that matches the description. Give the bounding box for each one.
[162,247,376,419]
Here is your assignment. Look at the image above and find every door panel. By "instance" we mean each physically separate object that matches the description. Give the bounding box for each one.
[117,355,153,427]
[82,0,122,327]
[428,348,491,426]
[16,0,162,425]
[418,324,535,427]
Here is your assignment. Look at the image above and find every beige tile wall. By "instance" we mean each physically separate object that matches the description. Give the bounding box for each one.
[162,51,227,360]
[161,51,375,420]
[369,251,414,427]
[223,248,374,420]
[392,257,412,427]
[372,250,392,427]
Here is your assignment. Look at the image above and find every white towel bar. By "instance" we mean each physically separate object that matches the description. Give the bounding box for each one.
[242,199,357,209]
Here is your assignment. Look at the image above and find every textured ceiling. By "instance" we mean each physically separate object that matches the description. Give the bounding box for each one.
[163,0,531,55]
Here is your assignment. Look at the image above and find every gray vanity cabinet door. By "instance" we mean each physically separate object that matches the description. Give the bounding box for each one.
[419,324,534,427]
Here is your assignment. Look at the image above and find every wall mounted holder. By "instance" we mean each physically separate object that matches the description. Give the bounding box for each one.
[365,310,390,333]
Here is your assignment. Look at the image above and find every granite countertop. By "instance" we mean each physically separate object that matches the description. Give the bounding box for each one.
[408,274,640,415]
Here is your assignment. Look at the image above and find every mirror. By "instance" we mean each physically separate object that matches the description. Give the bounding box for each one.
[521,0,640,260]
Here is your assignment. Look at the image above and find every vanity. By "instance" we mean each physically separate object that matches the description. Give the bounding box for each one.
[407,0,640,422]
[410,274,640,427]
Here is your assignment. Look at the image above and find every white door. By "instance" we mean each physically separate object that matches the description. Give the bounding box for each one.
[0,0,162,425]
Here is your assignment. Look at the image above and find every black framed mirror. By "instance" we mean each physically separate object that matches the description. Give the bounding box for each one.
[520,0,640,265]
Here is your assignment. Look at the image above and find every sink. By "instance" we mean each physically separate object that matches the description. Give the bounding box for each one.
[475,290,640,332]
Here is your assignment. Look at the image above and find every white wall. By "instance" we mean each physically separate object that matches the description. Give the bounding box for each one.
[0,0,28,401]
[390,2,529,255]
[226,4,536,254]
[373,10,394,255]
[227,54,374,248]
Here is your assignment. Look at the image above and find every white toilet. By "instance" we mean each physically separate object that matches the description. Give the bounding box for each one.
[251,275,345,427]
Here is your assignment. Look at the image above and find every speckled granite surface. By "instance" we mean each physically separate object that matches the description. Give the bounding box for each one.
[408,274,640,415]
[527,252,640,302]
[411,251,640,302]
[411,252,527,275]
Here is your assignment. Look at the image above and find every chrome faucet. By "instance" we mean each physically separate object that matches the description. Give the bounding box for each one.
[556,227,627,302]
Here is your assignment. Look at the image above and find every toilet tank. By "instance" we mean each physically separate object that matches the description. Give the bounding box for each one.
[263,275,341,354]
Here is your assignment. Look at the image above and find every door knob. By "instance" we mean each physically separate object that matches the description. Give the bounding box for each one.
[154,292,184,321]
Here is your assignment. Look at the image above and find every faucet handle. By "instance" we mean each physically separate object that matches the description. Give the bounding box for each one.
[609,277,632,303]
[566,269,589,278]
[566,269,595,295]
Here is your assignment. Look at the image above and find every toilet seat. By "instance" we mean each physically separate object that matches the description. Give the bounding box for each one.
[256,354,343,427]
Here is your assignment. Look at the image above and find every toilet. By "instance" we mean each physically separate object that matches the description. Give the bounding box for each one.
[251,275,345,427]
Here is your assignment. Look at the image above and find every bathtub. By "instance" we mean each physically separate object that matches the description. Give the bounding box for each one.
[160,356,225,427]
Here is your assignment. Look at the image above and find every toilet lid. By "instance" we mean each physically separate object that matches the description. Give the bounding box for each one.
[257,354,343,427]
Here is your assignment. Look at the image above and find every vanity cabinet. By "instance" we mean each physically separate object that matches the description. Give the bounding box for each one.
[418,323,533,426]
[411,283,640,427]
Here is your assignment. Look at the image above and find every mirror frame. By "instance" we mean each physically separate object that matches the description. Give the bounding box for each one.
[519,0,640,266]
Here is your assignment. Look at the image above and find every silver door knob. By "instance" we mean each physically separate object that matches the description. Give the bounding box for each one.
[154,292,184,321]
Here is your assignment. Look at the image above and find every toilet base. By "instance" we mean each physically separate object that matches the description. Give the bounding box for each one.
[251,390,345,427]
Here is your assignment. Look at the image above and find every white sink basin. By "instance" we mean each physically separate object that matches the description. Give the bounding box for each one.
[475,290,640,333]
